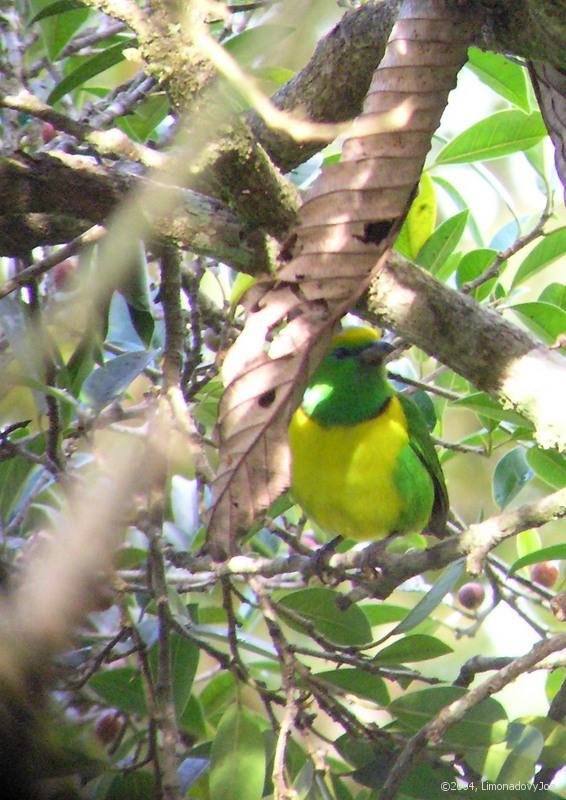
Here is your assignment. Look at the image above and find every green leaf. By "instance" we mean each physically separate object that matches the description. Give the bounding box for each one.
[48,40,132,104]
[431,175,483,246]
[88,667,147,716]
[416,210,469,275]
[81,350,155,411]
[361,604,408,626]
[104,771,154,800]
[389,686,508,747]
[315,668,389,705]
[511,227,566,287]
[526,447,566,489]
[456,248,502,300]
[116,93,169,143]
[389,559,465,636]
[518,716,566,770]
[209,706,265,800]
[151,634,199,719]
[497,723,544,783]
[467,48,530,112]
[509,544,566,575]
[373,634,452,665]
[539,282,566,309]
[28,0,86,24]
[510,302,566,345]
[395,172,436,260]
[29,0,89,60]
[435,110,547,165]
[223,24,294,66]
[453,392,531,428]
[493,447,532,508]
[278,587,372,646]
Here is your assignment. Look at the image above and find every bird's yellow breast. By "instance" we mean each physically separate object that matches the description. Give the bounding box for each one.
[289,395,415,540]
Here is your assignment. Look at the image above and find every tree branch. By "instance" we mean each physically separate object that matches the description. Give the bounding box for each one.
[368,257,566,450]
[380,632,566,800]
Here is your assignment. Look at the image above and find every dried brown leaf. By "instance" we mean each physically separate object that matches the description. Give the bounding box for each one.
[206,0,475,558]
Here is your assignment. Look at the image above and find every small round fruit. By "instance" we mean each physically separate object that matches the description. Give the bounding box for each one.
[531,561,559,588]
[52,258,78,290]
[41,122,57,144]
[458,582,485,610]
[95,711,121,745]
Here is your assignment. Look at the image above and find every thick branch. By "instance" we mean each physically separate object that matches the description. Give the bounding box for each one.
[0,153,271,272]
[368,257,566,450]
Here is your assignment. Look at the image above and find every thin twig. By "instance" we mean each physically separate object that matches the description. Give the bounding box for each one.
[461,208,552,294]
[0,226,106,300]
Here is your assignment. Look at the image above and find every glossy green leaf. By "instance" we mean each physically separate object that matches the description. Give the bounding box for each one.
[88,667,147,716]
[511,302,566,345]
[493,447,532,508]
[435,110,546,165]
[374,634,452,665]
[389,559,465,636]
[467,48,530,112]
[431,175,483,245]
[278,587,372,646]
[515,528,542,560]
[48,40,132,104]
[416,210,468,274]
[29,0,86,24]
[511,227,566,287]
[315,668,389,705]
[527,447,566,489]
[497,723,544,783]
[81,350,156,411]
[395,172,436,260]
[539,282,566,309]
[509,544,566,575]
[116,93,169,143]
[389,686,508,747]
[456,248,502,300]
[29,0,89,60]
[209,705,265,800]
[223,24,294,65]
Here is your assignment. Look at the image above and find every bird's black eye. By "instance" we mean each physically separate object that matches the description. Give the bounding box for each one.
[332,347,351,360]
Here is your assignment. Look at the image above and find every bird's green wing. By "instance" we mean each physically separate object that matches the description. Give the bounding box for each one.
[398,393,449,536]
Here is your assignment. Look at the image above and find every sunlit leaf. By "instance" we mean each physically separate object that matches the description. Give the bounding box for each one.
[416,210,468,275]
[510,302,566,345]
[511,227,566,287]
[467,48,530,112]
[509,544,566,575]
[48,40,133,104]
[435,110,546,165]
[526,447,566,488]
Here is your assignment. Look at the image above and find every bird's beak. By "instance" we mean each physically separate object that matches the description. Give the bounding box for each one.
[358,340,395,365]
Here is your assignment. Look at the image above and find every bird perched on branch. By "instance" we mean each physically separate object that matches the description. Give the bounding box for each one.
[289,326,448,542]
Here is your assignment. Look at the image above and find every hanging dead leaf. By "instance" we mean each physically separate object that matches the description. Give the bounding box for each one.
[206,0,474,558]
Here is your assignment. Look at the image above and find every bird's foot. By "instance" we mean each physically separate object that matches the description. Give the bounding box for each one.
[310,535,342,581]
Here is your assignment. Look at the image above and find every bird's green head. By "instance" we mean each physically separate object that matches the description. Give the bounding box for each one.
[302,326,394,426]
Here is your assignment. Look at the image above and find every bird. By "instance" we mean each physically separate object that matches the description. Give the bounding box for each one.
[288,326,448,542]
